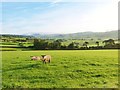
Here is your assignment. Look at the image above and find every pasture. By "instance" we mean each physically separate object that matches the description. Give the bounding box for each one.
[2,50,118,88]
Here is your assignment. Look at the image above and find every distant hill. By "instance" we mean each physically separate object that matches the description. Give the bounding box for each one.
[1,30,118,39]
[28,30,118,39]
[1,34,34,38]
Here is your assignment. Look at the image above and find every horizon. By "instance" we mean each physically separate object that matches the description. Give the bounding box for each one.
[1,0,118,34]
[0,30,118,35]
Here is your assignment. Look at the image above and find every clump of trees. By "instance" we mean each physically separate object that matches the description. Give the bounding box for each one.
[83,41,89,48]
[1,35,119,50]
[33,39,80,50]
[33,38,120,50]
[102,39,119,49]
[33,39,62,50]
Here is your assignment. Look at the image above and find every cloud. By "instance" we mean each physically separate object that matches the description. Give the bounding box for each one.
[51,0,62,4]
[48,0,62,8]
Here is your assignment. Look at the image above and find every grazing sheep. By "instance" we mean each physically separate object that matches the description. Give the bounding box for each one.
[36,56,41,60]
[41,55,51,64]
[30,56,41,60]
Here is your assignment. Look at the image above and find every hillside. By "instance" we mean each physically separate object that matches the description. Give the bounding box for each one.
[1,30,118,39]
[30,30,118,39]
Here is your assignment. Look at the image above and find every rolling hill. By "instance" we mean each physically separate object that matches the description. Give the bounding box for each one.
[1,30,118,39]
[29,30,118,39]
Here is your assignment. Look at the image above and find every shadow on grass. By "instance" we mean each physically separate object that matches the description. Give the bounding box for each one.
[3,63,41,72]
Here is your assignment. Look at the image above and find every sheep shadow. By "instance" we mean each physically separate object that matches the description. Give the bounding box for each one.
[3,63,41,72]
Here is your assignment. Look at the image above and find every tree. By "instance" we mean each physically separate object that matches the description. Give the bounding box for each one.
[102,39,116,48]
[74,42,79,48]
[68,42,75,49]
[39,40,48,50]
[18,42,23,47]
[26,38,29,42]
[83,41,89,48]
[48,42,53,49]
[33,39,40,49]
[61,45,67,49]
[95,41,99,47]
[52,40,61,49]
[103,39,115,46]
[47,40,62,49]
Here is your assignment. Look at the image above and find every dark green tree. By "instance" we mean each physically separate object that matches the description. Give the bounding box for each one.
[39,40,48,50]
[52,40,61,49]
[83,41,89,48]
[95,41,99,47]
[103,39,115,46]
[33,39,40,49]
[68,42,75,49]
[18,42,23,47]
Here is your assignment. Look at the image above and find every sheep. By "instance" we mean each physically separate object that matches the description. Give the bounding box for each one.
[30,56,41,60]
[41,55,51,64]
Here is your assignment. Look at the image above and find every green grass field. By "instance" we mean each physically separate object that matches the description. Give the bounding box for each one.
[2,50,118,88]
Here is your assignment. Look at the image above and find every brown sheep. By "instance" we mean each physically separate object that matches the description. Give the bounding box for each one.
[41,55,51,64]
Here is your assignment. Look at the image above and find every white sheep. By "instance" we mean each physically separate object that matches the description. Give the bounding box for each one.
[30,56,41,60]
[41,55,51,64]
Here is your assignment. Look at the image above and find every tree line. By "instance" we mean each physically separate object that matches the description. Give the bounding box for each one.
[33,39,120,50]
[1,34,119,50]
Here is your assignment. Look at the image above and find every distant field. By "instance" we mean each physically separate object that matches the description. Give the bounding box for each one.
[0,39,105,51]
[2,50,118,88]
[62,39,104,46]
[0,41,33,51]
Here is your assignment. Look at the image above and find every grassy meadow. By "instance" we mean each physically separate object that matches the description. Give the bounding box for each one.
[2,50,118,88]
[1,2,119,89]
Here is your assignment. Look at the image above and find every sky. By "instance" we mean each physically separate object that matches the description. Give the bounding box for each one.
[1,0,119,34]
